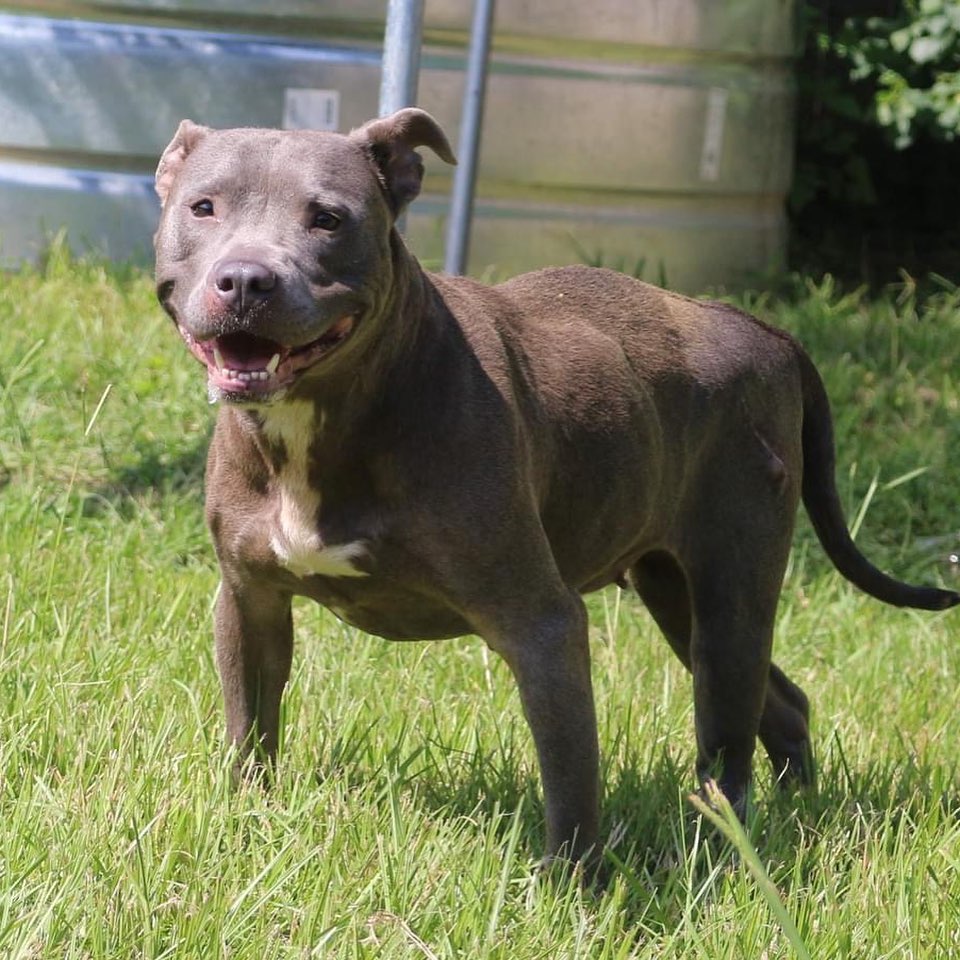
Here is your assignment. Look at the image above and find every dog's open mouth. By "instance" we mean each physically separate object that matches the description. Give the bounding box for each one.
[180,314,356,397]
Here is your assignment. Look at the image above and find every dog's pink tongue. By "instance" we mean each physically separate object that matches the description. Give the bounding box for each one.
[215,332,283,371]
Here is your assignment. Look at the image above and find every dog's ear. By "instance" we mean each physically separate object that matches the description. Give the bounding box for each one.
[351,108,457,216]
[156,120,210,206]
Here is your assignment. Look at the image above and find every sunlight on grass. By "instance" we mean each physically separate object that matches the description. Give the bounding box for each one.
[1,251,958,956]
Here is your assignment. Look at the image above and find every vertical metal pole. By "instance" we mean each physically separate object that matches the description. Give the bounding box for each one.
[379,0,424,234]
[444,0,495,275]
[379,0,425,116]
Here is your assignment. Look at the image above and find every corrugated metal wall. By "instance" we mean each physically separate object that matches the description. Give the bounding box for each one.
[0,1,796,290]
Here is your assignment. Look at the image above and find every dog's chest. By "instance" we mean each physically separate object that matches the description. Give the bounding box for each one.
[261,403,369,579]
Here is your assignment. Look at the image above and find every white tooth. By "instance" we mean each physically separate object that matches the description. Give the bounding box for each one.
[258,371,268,381]
[224,369,236,379]
[239,372,251,382]
[213,348,225,370]
[266,353,280,374]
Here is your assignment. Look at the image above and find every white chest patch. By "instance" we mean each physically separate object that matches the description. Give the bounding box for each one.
[261,402,369,579]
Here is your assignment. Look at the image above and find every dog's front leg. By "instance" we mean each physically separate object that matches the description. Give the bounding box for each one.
[214,578,293,782]
[484,594,600,866]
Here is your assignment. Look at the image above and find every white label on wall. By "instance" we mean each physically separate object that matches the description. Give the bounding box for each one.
[283,89,341,131]
[699,87,728,182]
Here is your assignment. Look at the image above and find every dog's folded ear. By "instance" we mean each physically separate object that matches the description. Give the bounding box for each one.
[156,120,210,206]
[351,108,457,217]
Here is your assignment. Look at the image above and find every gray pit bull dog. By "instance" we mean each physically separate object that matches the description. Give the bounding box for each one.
[154,108,959,866]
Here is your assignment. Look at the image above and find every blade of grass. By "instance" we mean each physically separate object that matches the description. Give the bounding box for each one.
[688,782,813,960]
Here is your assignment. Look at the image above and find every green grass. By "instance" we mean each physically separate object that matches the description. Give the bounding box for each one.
[1,248,959,957]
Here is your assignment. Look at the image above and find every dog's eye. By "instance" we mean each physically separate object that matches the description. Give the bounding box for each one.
[312,209,341,232]
[191,199,215,218]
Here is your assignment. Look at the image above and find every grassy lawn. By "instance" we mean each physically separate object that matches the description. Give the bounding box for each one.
[1,248,959,957]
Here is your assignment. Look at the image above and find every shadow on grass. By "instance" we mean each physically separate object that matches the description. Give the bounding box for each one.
[81,430,210,520]
[308,716,960,932]
[761,738,960,859]
[314,719,545,851]
[310,718,731,917]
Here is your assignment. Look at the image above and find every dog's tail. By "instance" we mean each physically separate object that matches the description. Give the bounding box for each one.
[797,347,959,611]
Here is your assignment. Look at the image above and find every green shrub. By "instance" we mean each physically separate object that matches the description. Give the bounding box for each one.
[789,0,960,287]
[790,1,960,284]
[842,0,960,147]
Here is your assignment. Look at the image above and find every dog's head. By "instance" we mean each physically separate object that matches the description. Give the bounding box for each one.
[154,109,455,404]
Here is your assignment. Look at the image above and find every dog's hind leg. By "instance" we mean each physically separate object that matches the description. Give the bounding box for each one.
[631,548,812,803]
[630,551,692,662]
[758,663,813,789]
[682,550,779,814]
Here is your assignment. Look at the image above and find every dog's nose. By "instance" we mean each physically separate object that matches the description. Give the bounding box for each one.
[212,259,277,313]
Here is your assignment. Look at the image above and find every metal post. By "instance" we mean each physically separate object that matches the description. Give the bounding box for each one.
[379,0,425,117]
[443,0,496,275]
[379,0,425,234]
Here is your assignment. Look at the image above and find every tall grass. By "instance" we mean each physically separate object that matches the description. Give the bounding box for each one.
[1,248,958,957]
